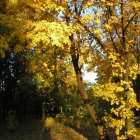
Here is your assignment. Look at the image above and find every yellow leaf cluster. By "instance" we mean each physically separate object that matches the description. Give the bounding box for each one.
[0,36,9,57]
[14,45,23,53]
[26,21,72,50]
[81,14,94,24]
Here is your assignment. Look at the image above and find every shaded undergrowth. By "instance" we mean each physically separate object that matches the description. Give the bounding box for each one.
[0,117,139,140]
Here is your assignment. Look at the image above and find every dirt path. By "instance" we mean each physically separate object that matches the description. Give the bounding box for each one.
[43,117,88,140]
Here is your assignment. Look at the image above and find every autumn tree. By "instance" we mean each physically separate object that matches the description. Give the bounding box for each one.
[0,0,42,120]
[0,0,25,118]
[1,0,140,139]
[91,1,140,139]
[19,0,110,139]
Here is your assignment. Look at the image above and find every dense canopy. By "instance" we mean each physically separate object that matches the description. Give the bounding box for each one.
[0,0,140,139]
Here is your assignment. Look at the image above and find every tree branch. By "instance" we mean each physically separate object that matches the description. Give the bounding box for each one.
[124,13,138,33]
[109,31,119,54]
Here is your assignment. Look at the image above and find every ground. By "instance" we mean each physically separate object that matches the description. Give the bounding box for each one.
[0,117,139,140]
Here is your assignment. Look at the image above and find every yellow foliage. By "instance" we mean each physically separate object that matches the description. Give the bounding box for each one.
[14,45,23,53]
[81,14,94,24]
[1,1,139,138]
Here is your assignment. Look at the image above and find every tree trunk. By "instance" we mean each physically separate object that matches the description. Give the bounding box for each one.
[124,84,131,131]
[75,70,110,140]
[124,53,131,134]
[69,30,109,139]
[72,55,109,140]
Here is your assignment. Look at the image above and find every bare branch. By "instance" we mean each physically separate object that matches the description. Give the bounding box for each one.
[109,31,119,54]
[124,13,138,33]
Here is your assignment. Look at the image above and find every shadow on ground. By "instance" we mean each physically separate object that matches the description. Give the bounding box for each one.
[0,118,117,140]
[0,118,51,140]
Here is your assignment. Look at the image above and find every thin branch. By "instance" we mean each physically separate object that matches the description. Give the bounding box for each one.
[79,0,85,16]
[115,27,124,47]
[81,22,106,51]
[124,13,138,33]
[121,0,125,48]
[66,2,106,54]
[109,31,119,53]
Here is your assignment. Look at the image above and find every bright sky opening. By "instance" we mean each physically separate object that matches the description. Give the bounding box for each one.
[83,72,97,83]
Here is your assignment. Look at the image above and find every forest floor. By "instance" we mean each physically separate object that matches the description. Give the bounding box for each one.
[0,117,139,140]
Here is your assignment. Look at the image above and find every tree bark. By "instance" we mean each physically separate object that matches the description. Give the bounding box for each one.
[71,53,110,139]
[124,53,131,133]
[76,71,107,140]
